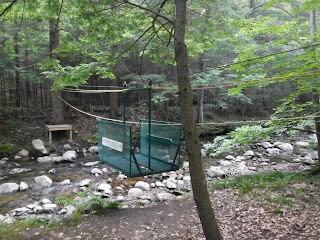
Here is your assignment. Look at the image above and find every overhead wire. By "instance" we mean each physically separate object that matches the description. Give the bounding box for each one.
[60,95,319,126]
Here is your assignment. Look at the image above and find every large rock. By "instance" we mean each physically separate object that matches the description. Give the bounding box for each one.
[63,151,77,162]
[128,188,144,198]
[34,175,53,187]
[63,144,72,150]
[225,155,235,161]
[79,179,92,187]
[88,146,99,153]
[97,183,112,192]
[32,139,48,154]
[295,141,310,148]
[18,149,29,158]
[155,192,176,202]
[84,161,100,167]
[220,160,232,166]
[134,181,150,191]
[243,150,254,159]
[261,142,273,149]
[302,156,316,165]
[19,181,29,191]
[43,204,58,213]
[37,156,52,163]
[9,168,32,174]
[64,205,77,221]
[155,181,165,187]
[0,183,19,193]
[52,156,65,163]
[60,179,71,185]
[207,166,225,178]
[277,143,293,152]
[91,168,102,176]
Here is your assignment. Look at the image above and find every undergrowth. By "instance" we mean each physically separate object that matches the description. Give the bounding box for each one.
[0,218,57,240]
[202,119,314,157]
[211,170,320,212]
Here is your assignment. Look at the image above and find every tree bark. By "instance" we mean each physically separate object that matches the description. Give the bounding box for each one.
[197,53,205,123]
[310,8,320,161]
[174,1,222,239]
[49,8,64,124]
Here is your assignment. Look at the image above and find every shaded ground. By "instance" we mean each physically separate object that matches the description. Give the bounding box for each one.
[14,185,320,240]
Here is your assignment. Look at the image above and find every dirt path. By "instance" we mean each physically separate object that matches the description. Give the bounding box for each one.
[16,188,320,240]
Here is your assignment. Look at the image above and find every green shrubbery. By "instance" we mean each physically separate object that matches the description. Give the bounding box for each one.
[202,119,315,157]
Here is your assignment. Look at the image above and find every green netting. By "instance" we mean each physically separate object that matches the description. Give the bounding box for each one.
[98,119,182,177]
[137,119,181,171]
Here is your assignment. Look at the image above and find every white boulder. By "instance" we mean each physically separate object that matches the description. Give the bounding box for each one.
[84,161,100,167]
[261,142,273,149]
[32,139,47,154]
[128,188,144,198]
[9,168,32,174]
[88,146,99,153]
[52,156,65,163]
[155,192,176,202]
[19,181,29,191]
[63,150,77,162]
[79,179,92,187]
[18,149,29,158]
[244,150,254,159]
[43,204,58,213]
[60,179,71,185]
[155,181,165,187]
[0,183,19,193]
[97,183,112,192]
[295,141,310,148]
[225,155,235,161]
[207,166,225,178]
[135,181,150,191]
[37,156,52,163]
[63,144,72,150]
[277,143,293,152]
[91,168,102,175]
[34,175,53,187]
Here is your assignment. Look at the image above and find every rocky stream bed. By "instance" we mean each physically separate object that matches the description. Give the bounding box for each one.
[0,133,318,228]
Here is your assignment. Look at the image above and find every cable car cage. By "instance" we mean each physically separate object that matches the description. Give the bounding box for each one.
[98,82,182,177]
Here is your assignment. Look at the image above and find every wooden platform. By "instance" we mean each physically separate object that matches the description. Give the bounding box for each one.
[45,124,72,143]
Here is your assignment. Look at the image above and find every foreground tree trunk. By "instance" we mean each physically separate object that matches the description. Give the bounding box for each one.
[49,2,64,124]
[174,1,222,239]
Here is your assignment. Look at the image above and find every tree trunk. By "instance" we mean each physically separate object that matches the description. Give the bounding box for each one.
[110,45,119,119]
[49,11,64,124]
[14,16,21,108]
[174,1,222,239]
[310,8,320,161]
[197,89,204,123]
[197,53,205,123]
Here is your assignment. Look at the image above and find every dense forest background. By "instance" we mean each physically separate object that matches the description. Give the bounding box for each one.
[0,0,319,127]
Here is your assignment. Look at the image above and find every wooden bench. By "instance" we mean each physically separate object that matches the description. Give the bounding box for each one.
[45,124,73,143]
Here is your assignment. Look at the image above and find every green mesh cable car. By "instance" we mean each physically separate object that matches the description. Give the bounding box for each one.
[98,81,182,177]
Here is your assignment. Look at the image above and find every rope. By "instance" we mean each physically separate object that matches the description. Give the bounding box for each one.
[59,96,135,124]
[59,96,181,126]
[59,95,319,127]
[79,85,123,89]
[62,88,124,93]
